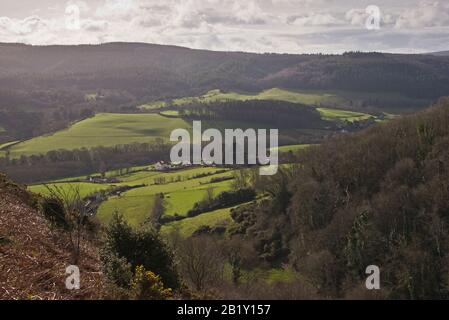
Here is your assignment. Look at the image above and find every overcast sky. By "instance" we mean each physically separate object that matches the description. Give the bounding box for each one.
[0,0,448,54]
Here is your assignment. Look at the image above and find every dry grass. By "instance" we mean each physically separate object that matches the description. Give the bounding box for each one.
[0,174,103,300]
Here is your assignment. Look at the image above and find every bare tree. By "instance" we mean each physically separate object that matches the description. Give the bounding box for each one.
[177,236,225,292]
[43,184,88,265]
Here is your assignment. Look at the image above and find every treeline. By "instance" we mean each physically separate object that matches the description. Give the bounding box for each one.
[0,87,139,141]
[226,97,449,299]
[0,88,94,140]
[0,142,171,184]
[187,188,256,218]
[179,100,326,129]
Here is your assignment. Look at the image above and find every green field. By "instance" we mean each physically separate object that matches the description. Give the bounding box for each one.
[171,88,349,107]
[161,206,235,237]
[272,144,313,153]
[160,110,180,117]
[0,140,19,151]
[29,182,113,199]
[140,88,377,122]
[0,126,5,133]
[243,267,298,284]
[30,166,235,229]
[6,113,190,157]
[138,100,167,110]
[96,168,233,227]
[4,112,274,158]
[317,108,373,122]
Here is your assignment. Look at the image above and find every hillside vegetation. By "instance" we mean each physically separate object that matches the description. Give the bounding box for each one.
[231,97,449,299]
[0,174,102,299]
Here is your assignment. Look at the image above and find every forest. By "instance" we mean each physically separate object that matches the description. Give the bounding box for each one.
[178,100,326,129]
[223,97,449,299]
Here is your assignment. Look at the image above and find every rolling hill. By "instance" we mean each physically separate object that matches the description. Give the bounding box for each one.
[4,113,190,157]
[0,43,447,103]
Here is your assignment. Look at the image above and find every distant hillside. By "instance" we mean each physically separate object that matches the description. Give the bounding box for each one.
[1,43,448,143]
[0,174,102,299]
[428,51,449,56]
[0,43,448,101]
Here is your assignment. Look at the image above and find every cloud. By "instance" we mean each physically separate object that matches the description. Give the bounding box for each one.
[0,0,448,54]
[82,19,108,32]
[288,12,342,26]
[0,15,48,35]
[395,1,449,28]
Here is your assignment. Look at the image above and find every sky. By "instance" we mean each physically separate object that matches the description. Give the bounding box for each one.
[0,0,448,54]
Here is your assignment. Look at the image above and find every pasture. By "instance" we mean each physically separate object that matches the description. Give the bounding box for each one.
[141,88,377,122]
[160,206,235,237]
[6,113,190,157]
[30,166,235,229]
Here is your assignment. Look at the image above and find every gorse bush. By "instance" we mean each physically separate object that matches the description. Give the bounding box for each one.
[101,213,180,290]
[130,266,172,300]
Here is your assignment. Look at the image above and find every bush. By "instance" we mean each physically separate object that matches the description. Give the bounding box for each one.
[101,213,180,290]
[130,266,173,300]
[40,197,70,230]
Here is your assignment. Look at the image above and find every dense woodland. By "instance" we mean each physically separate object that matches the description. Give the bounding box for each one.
[221,97,449,299]
[179,100,327,129]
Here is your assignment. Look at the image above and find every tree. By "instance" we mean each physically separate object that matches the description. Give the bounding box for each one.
[177,236,225,292]
[149,193,165,229]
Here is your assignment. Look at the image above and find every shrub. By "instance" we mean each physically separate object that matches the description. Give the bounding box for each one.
[101,213,180,290]
[130,266,172,300]
[40,197,70,230]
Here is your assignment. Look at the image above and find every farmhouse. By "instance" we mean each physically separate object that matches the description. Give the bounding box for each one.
[86,175,118,184]
[155,161,170,171]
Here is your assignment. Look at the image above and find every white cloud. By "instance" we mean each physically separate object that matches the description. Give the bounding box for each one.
[0,0,448,54]
[395,1,449,28]
[289,12,342,26]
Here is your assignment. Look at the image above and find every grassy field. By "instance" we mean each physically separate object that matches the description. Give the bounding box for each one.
[169,88,349,107]
[140,88,377,122]
[29,182,113,199]
[161,206,235,237]
[4,112,272,158]
[160,110,180,117]
[243,267,298,284]
[0,126,5,133]
[272,144,313,153]
[96,168,234,227]
[0,140,19,151]
[138,100,167,110]
[29,166,235,228]
[317,108,374,122]
[6,113,190,157]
